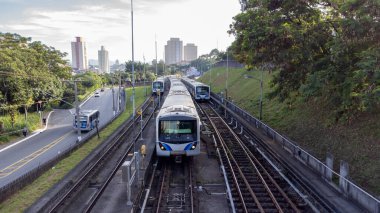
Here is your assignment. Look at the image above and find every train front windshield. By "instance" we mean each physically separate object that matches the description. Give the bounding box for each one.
[153,82,163,89]
[159,120,197,143]
[196,86,209,95]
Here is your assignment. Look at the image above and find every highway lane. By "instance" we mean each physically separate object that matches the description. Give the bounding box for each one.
[0,87,123,188]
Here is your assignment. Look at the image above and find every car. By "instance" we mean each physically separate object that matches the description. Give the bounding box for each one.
[100,88,105,92]
[94,91,100,97]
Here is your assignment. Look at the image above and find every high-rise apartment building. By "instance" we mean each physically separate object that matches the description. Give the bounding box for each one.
[98,46,110,73]
[184,43,197,62]
[164,38,183,65]
[71,37,88,70]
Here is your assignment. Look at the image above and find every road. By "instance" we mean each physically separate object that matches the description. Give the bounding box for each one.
[0,87,123,188]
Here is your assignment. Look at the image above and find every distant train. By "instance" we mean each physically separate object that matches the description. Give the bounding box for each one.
[156,77,201,157]
[181,77,210,101]
[152,77,165,95]
[73,110,100,131]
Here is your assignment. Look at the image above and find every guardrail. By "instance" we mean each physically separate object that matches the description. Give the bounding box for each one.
[211,92,380,213]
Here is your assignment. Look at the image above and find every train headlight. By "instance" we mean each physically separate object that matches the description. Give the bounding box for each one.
[159,142,172,151]
[158,142,166,150]
[190,142,197,150]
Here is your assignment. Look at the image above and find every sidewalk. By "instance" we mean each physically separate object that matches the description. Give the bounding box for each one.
[0,111,54,153]
[0,91,97,153]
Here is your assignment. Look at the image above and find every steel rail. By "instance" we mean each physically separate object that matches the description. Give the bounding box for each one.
[48,97,155,212]
[189,162,194,213]
[210,115,263,213]
[212,111,284,213]
[237,132,301,212]
[201,102,302,212]
[199,103,249,213]
[209,99,300,212]
[140,160,158,213]
[210,94,339,212]
[155,162,168,213]
[83,102,156,212]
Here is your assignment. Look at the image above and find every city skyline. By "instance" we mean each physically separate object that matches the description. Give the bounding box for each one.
[0,0,241,62]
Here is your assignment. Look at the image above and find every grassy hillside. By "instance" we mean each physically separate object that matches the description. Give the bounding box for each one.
[199,67,380,196]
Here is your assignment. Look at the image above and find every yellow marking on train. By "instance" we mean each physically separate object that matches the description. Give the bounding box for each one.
[0,132,70,178]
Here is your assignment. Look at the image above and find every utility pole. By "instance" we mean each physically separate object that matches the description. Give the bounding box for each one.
[259,69,263,120]
[74,80,81,142]
[111,77,115,116]
[131,0,136,152]
[155,34,158,76]
[118,73,121,112]
[162,51,165,75]
[226,51,229,100]
[62,79,83,142]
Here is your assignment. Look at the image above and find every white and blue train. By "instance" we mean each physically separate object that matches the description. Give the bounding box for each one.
[156,77,201,157]
[181,77,210,101]
[73,110,100,131]
[152,77,165,95]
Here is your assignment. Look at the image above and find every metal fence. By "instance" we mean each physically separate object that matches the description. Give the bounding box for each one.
[211,93,380,213]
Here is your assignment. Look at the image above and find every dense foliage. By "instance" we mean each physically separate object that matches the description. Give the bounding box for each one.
[0,33,71,125]
[124,60,163,81]
[229,0,380,121]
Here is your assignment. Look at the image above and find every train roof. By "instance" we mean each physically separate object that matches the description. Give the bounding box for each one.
[181,77,210,88]
[157,78,198,118]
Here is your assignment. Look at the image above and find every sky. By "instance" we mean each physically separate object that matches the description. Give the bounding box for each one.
[0,0,241,63]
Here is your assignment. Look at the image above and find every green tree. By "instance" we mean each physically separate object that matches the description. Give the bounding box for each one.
[0,33,70,124]
[229,0,380,121]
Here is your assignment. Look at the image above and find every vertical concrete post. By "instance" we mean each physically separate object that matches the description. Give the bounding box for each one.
[325,153,334,182]
[339,160,349,195]
[135,152,140,186]
[122,161,133,206]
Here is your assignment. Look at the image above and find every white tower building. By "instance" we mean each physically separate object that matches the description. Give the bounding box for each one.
[164,38,183,65]
[184,43,197,62]
[71,37,88,71]
[98,46,110,73]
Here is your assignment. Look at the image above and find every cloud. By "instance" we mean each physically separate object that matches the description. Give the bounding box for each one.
[0,0,240,62]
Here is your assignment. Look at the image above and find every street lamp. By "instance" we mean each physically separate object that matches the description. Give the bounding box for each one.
[209,63,212,86]
[143,55,147,97]
[155,34,158,76]
[225,51,229,100]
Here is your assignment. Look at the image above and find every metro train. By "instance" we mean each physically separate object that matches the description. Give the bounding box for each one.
[152,77,165,95]
[156,77,201,157]
[181,77,210,101]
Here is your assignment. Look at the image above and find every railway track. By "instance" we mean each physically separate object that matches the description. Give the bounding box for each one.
[44,96,157,213]
[137,157,197,213]
[199,102,308,213]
